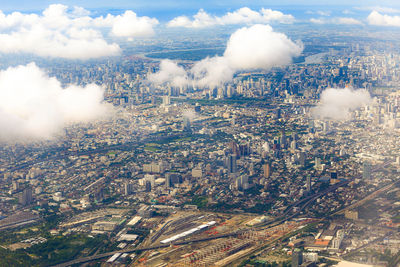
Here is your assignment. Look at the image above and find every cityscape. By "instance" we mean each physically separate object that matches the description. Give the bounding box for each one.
[1,1,400,267]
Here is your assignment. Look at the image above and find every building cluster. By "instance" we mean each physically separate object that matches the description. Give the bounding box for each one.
[0,39,400,266]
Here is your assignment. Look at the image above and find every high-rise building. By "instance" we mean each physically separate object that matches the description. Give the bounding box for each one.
[162,95,170,105]
[275,108,281,119]
[165,173,181,188]
[280,129,287,148]
[165,175,172,188]
[239,143,250,157]
[290,140,297,150]
[235,175,249,190]
[315,157,321,167]
[229,141,239,156]
[12,181,19,191]
[183,117,191,132]
[292,248,303,267]
[145,181,152,192]
[145,174,155,187]
[299,152,306,167]
[19,187,33,206]
[363,161,372,179]
[226,154,237,174]
[124,183,134,195]
[306,175,312,192]
[263,163,271,178]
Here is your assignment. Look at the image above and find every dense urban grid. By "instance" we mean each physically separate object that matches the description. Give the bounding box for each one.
[1,9,400,267]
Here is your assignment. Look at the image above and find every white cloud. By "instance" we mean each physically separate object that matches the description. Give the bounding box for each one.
[148,59,188,87]
[357,6,400,14]
[149,24,303,88]
[336,17,363,25]
[167,7,294,28]
[0,63,112,142]
[317,11,331,16]
[342,9,354,15]
[367,11,400,27]
[310,17,362,25]
[224,25,302,69]
[310,18,326,24]
[0,4,159,59]
[191,56,234,87]
[183,109,196,121]
[312,88,372,120]
[306,10,331,16]
[109,10,158,39]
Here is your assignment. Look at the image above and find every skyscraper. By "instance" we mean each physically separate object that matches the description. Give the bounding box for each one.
[299,152,306,167]
[229,141,239,156]
[19,187,33,206]
[183,117,191,132]
[226,154,237,174]
[145,181,152,192]
[306,175,311,193]
[280,129,287,148]
[165,175,172,188]
[263,163,271,178]
[235,175,248,190]
[124,182,134,195]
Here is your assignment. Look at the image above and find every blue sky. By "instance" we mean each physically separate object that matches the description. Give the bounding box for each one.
[0,0,399,23]
[2,0,400,12]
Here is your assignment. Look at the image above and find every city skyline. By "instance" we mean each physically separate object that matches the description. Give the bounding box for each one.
[0,1,400,267]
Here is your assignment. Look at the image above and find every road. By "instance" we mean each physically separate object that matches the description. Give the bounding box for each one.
[6,132,186,172]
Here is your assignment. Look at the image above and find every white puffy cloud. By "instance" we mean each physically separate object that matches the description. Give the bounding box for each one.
[367,11,400,27]
[167,7,294,28]
[110,10,158,39]
[0,4,159,59]
[191,56,235,88]
[0,63,112,142]
[224,25,302,69]
[148,59,188,87]
[149,24,303,88]
[312,88,372,120]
